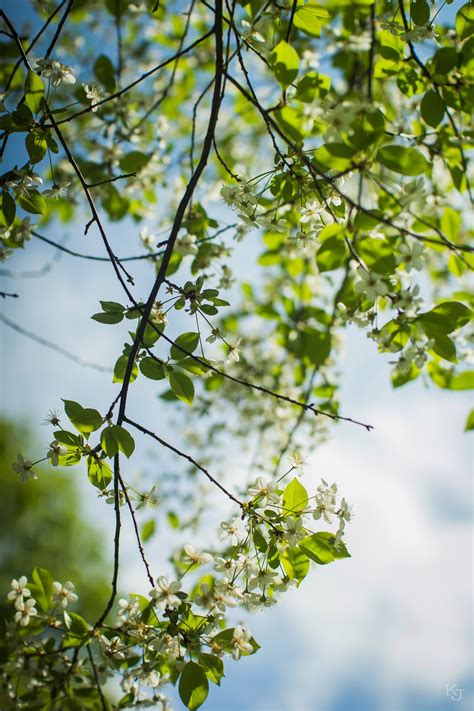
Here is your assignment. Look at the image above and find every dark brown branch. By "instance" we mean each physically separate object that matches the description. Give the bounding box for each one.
[285,0,298,42]
[157,327,374,431]
[94,455,122,629]
[3,0,67,92]
[48,29,214,126]
[44,0,74,58]
[86,645,107,711]
[115,1,225,427]
[116,470,155,587]
[124,417,243,507]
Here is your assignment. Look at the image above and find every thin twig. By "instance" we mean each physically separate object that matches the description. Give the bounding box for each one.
[86,645,107,711]
[93,455,122,629]
[0,314,112,372]
[124,417,243,506]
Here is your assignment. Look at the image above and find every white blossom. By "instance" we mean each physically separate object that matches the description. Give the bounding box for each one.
[12,454,37,482]
[182,545,213,566]
[14,598,38,627]
[36,58,76,86]
[82,83,103,112]
[247,476,280,506]
[53,581,78,609]
[149,577,181,610]
[219,518,247,546]
[354,268,390,301]
[47,441,67,466]
[7,576,31,610]
[231,625,253,660]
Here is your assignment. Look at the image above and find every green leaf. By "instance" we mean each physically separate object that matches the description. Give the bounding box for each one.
[2,191,16,226]
[24,71,44,114]
[170,332,200,360]
[140,356,165,380]
[410,0,430,26]
[300,328,331,367]
[169,370,194,405]
[456,3,474,40]
[427,363,474,390]
[25,133,47,164]
[271,40,299,88]
[119,151,151,173]
[92,311,124,324]
[282,478,308,513]
[101,424,135,458]
[141,519,156,542]
[464,409,474,431]
[316,234,347,272]
[113,355,138,384]
[281,546,310,585]
[113,425,135,458]
[294,3,330,37]
[87,455,113,491]
[377,145,429,176]
[417,301,472,337]
[299,532,351,565]
[94,54,116,92]
[28,567,53,612]
[63,612,91,648]
[429,334,457,363]
[198,653,224,686]
[100,426,118,458]
[441,207,461,242]
[18,190,46,215]
[420,89,445,127]
[179,662,209,710]
[53,430,84,447]
[100,300,125,313]
[63,399,103,435]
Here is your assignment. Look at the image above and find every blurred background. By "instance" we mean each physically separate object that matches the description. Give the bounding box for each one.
[0,1,472,710]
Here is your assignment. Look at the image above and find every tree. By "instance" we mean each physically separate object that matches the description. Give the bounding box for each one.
[0,0,472,709]
[0,419,110,619]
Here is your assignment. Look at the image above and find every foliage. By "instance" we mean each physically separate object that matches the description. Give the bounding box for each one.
[0,0,472,708]
[0,419,109,617]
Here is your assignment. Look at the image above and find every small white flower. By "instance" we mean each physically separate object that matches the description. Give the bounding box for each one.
[12,454,37,482]
[7,576,31,610]
[82,83,103,112]
[47,441,67,466]
[14,598,37,626]
[284,517,305,546]
[52,581,78,609]
[247,476,280,506]
[43,182,71,200]
[183,545,213,566]
[219,518,247,546]
[36,58,76,87]
[313,479,338,523]
[288,449,307,471]
[354,268,389,302]
[149,577,181,610]
[117,596,140,620]
[396,240,424,272]
[231,625,253,660]
[150,301,168,325]
[226,337,242,363]
[300,200,324,225]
